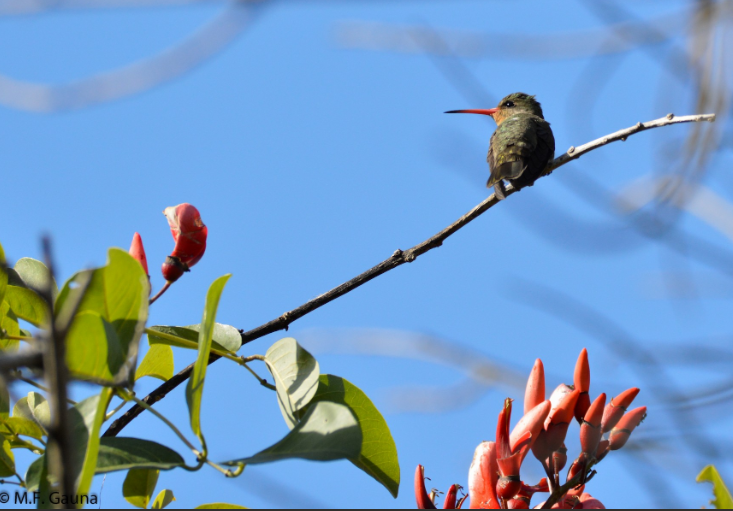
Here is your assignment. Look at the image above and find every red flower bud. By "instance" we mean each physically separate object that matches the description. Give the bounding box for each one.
[601,388,640,433]
[608,406,647,451]
[551,444,568,473]
[532,390,579,462]
[510,400,551,453]
[415,465,437,509]
[573,349,591,423]
[525,359,546,415]
[468,442,500,509]
[129,232,149,275]
[161,204,208,283]
[443,485,460,509]
[580,394,606,456]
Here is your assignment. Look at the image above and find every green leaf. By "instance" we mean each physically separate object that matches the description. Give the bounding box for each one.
[0,417,45,441]
[264,338,320,429]
[27,392,50,431]
[59,249,149,383]
[74,388,113,496]
[25,456,43,492]
[13,258,57,299]
[0,438,15,477]
[136,344,175,382]
[0,243,7,306]
[0,301,20,351]
[96,438,186,473]
[25,393,113,493]
[698,465,733,509]
[66,312,126,382]
[151,489,176,510]
[123,469,159,509]
[195,505,246,510]
[224,401,361,466]
[305,375,400,498]
[148,323,241,354]
[4,286,50,328]
[186,275,231,448]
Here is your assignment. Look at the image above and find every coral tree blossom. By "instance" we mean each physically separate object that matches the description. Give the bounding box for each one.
[416,349,645,509]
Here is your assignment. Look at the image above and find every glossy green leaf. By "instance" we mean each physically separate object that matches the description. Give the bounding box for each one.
[27,393,50,430]
[698,465,733,509]
[224,401,361,466]
[136,344,175,382]
[0,417,45,441]
[123,469,159,509]
[195,505,246,510]
[13,258,57,299]
[305,375,400,498]
[265,338,320,429]
[59,249,149,383]
[152,489,176,510]
[0,437,15,477]
[96,438,185,473]
[4,286,49,328]
[186,275,231,448]
[148,323,241,354]
[0,301,20,352]
[75,388,113,496]
[0,243,7,306]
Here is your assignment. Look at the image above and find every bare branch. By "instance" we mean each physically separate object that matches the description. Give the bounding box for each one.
[103,112,716,438]
[39,237,75,508]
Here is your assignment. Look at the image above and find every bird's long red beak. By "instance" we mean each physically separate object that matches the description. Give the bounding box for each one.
[445,108,499,116]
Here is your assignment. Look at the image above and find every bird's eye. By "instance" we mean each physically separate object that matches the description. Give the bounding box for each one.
[504,101,515,108]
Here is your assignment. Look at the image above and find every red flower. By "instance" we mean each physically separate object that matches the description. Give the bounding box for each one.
[161,203,208,283]
[416,465,437,509]
[468,442,500,509]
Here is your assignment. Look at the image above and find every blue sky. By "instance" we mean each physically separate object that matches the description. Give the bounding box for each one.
[1,0,731,508]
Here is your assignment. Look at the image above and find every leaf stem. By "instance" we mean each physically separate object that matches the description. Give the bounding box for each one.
[15,375,77,405]
[149,281,172,306]
[116,389,198,454]
[104,399,130,422]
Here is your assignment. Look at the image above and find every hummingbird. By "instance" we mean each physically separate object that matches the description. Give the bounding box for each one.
[446,93,555,200]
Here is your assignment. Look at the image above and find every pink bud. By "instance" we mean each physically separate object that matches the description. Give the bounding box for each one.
[129,232,149,275]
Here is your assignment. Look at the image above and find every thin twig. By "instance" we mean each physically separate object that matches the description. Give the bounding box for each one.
[15,375,77,406]
[102,113,716,438]
[40,237,75,509]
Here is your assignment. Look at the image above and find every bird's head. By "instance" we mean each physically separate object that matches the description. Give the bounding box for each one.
[446,92,545,125]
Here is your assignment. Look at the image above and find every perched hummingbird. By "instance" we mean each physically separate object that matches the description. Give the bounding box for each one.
[446,93,555,200]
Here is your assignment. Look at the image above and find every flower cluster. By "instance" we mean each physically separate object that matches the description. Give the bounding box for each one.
[128,203,208,303]
[416,349,646,509]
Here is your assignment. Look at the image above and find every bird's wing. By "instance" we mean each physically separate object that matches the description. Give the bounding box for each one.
[529,118,556,176]
[487,115,537,188]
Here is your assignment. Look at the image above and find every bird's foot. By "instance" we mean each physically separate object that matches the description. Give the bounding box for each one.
[494,181,507,201]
